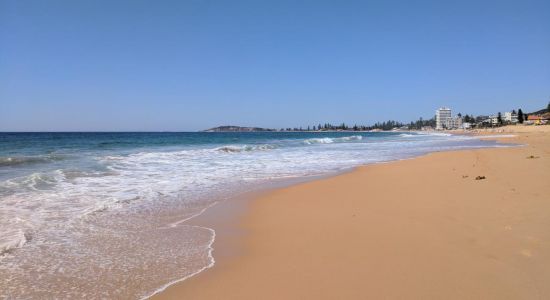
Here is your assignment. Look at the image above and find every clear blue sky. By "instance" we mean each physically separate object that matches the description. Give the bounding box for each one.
[1,0,549,131]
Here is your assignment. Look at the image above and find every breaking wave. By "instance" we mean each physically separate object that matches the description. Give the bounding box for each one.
[303,135,363,144]
[215,144,278,153]
[0,154,67,167]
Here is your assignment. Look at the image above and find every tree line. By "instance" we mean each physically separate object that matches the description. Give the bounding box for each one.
[280,120,408,131]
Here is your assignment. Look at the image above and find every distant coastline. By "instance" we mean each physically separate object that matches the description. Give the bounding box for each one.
[201,105,549,133]
[202,125,407,132]
[202,126,275,132]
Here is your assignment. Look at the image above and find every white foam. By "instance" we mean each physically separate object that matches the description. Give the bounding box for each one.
[303,135,363,144]
[339,135,363,141]
[416,132,452,137]
[303,137,334,144]
[215,144,278,153]
[476,134,517,139]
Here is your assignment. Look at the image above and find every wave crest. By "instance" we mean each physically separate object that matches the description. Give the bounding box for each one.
[0,154,67,167]
[216,144,278,153]
[303,135,363,144]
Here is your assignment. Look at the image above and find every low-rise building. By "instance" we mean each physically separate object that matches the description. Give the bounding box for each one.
[476,115,489,124]
[504,111,518,123]
[461,122,472,129]
[451,116,462,129]
[490,115,499,126]
[527,114,550,125]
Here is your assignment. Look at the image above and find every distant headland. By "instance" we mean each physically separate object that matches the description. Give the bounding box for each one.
[202,126,276,132]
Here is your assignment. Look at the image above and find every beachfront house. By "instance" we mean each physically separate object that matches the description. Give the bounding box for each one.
[451,116,462,129]
[504,111,518,124]
[490,115,500,126]
[527,114,550,125]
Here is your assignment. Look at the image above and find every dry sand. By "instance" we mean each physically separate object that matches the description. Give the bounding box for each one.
[154,125,550,300]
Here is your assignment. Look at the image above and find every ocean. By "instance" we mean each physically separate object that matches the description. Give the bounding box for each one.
[0,131,508,299]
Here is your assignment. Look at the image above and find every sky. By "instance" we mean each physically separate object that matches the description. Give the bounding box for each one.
[1,0,549,131]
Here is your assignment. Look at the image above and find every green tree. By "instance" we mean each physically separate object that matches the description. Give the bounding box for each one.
[497,112,503,126]
[518,109,524,124]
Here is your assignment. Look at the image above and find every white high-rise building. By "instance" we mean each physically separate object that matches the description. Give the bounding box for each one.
[436,107,452,130]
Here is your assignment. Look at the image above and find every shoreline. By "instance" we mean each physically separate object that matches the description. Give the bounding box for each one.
[152,126,549,299]
[4,131,501,299]
[142,166,360,299]
[144,132,486,298]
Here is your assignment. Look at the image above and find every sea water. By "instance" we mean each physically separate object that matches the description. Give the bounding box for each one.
[0,131,508,299]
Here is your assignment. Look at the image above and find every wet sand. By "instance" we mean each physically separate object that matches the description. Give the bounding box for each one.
[154,125,550,299]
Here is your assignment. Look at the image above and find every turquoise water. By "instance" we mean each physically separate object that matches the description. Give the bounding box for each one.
[0,131,506,299]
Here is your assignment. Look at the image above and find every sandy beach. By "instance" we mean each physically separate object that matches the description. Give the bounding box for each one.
[154,125,550,300]
[4,2,549,298]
